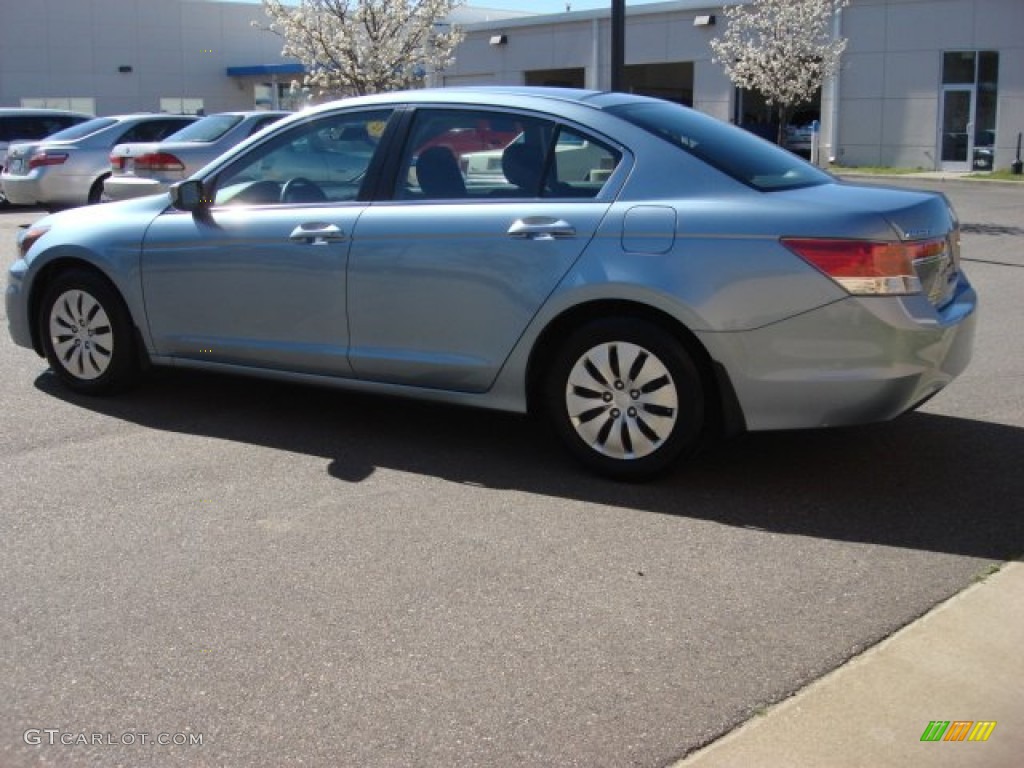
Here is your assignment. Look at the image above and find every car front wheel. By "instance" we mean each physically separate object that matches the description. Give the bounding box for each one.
[39,269,139,394]
[546,318,705,480]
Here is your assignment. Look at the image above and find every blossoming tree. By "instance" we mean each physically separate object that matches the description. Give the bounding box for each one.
[709,0,848,144]
[259,0,465,98]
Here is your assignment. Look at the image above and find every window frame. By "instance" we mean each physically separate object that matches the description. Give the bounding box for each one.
[379,104,630,204]
[203,107,400,209]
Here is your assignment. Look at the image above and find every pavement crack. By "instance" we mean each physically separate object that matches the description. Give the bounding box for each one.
[961,222,1024,236]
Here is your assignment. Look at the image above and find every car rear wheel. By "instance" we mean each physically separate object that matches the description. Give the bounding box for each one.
[545,318,705,480]
[39,269,139,394]
[88,174,110,205]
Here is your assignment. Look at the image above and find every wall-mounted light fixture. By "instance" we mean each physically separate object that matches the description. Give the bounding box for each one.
[489,34,508,46]
[693,15,715,27]
[118,65,133,73]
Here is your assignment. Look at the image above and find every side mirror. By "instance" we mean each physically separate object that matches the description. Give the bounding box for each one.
[169,179,209,212]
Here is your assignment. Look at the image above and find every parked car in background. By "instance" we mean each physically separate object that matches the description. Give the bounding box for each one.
[1,113,197,208]
[463,131,617,186]
[784,110,819,156]
[6,87,977,479]
[103,111,290,201]
[972,128,996,170]
[0,108,92,204]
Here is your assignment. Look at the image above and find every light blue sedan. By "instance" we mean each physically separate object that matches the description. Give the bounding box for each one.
[5,88,977,479]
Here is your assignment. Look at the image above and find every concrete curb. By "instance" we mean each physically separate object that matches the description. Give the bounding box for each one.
[673,560,1024,768]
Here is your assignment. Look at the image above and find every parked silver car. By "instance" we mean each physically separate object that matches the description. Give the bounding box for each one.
[6,88,977,479]
[0,108,92,204]
[103,111,290,201]
[1,113,197,208]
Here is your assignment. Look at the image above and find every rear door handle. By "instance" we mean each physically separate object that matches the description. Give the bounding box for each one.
[289,222,346,244]
[507,217,576,240]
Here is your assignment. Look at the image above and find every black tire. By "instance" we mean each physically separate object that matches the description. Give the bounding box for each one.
[545,318,705,480]
[88,175,109,205]
[39,269,139,395]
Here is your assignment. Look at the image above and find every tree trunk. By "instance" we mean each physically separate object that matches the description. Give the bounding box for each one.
[776,105,790,146]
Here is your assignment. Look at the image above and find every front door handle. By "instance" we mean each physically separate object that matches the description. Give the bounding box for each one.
[507,217,576,241]
[290,222,346,245]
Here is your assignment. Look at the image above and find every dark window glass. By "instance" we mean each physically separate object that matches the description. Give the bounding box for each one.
[609,101,829,191]
[163,114,244,143]
[942,51,975,84]
[978,51,999,88]
[45,117,117,141]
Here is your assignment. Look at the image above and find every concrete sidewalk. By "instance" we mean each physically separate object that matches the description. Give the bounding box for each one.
[673,560,1024,768]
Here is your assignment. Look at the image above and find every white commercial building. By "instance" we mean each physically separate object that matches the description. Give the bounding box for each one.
[445,0,1024,172]
[1,0,1021,171]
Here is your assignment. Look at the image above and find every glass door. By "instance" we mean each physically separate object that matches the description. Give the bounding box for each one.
[940,86,974,171]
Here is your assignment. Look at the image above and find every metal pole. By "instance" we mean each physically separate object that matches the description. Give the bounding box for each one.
[610,0,625,92]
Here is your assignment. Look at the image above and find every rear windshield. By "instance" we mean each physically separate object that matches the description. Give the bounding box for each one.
[164,114,244,143]
[45,117,118,142]
[608,102,830,191]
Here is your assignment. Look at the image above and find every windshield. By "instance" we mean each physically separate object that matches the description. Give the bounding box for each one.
[164,114,245,143]
[45,117,118,142]
[608,102,830,192]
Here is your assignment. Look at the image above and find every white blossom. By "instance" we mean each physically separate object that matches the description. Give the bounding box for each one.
[258,0,465,99]
[709,0,848,142]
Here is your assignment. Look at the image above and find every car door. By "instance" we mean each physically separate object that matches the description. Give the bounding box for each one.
[347,107,623,392]
[140,108,394,376]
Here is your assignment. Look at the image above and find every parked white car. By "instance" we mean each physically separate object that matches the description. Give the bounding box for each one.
[463,132,617,186]
[1,113,197,208]
[103,111,289,201]
[0,109,92,205]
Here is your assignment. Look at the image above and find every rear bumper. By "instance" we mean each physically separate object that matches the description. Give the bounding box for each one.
[700,275,978,431]
[104,176,168,201]
[2,171,93,206]
[1,175,42,206]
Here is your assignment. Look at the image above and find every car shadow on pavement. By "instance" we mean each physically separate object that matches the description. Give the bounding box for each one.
[34,368,1024,562]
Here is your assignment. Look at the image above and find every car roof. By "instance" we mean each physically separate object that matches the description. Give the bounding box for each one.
[101,113,196,120]
[0,108,92,117]
[299,86,659,117]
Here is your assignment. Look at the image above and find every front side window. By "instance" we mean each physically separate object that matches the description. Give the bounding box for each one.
[213,109,392,206]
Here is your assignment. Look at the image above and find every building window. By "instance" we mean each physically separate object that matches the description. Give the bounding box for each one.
[940,51,999,170]
[254,82,305,111]
[20,97,95,114]
[160,98,205,115]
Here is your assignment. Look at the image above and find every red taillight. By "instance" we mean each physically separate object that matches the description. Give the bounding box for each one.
[782,237,947,295]
[109,153,124,170]
[134,152,185,172]
[28,151,68,169]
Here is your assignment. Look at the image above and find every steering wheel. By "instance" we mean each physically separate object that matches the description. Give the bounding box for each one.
[280,177,327,204]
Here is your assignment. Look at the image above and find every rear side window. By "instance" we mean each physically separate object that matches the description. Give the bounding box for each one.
[248,115,286,136]
[117,119,195,144]
[609,101,830,191]
[163,114,244,143]
[397,108,621,201]
[44,117,117,142]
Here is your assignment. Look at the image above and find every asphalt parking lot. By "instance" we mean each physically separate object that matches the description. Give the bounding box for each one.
[1,178,1022,767]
